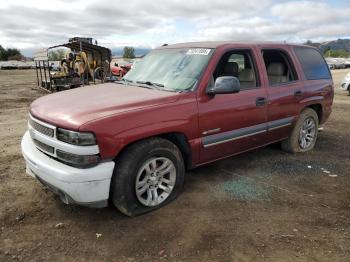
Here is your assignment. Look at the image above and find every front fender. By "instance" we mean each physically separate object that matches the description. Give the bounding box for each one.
[80,93,199,159]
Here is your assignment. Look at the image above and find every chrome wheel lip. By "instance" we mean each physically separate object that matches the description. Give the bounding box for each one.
[299,117,316,149]
[135,157,176,207]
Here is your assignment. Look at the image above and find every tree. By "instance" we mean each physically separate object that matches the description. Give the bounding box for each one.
[305,40,313,45]
[123,46,135,58]
[48,49,66,61]
[6,48,22,60]
[0,46,23,61]
[0,45,6,60]
[324,49,349,58]
[8,53,24,61]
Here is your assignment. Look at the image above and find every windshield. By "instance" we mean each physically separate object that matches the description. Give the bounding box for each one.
[123,48,214,91]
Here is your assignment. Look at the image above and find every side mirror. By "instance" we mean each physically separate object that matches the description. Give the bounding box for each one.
[207,76,240,96]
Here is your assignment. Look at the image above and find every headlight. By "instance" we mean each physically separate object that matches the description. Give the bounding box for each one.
[57,128,96,146]
[56,150,100,168]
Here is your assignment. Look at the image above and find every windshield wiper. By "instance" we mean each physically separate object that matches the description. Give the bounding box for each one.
[135,80,181,92]
[114,78,133,85]
[136,80,165,88]
[119,79,157,90]
[122,78,133,83]
[134,80,180,92]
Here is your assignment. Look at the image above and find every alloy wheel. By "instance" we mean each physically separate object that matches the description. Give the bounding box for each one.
[299,117,316,149]
[135,157,176,207]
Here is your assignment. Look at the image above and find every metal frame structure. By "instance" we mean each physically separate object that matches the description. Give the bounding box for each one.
[34,38,112,92]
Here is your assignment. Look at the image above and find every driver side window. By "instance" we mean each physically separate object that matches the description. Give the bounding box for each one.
[210,50,259,90]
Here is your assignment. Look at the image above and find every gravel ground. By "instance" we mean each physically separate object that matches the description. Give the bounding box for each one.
[0,69,350,261]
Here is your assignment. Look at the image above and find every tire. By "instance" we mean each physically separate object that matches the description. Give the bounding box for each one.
[281,108,319,153]
[111,138,185,216]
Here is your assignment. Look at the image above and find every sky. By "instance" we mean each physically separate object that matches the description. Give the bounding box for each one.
[0,0,349,56]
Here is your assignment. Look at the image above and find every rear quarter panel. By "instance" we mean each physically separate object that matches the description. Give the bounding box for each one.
[289,47,334,124]
[298,79,333,124]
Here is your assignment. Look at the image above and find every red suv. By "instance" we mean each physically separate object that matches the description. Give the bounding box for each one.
[22,42,333,216]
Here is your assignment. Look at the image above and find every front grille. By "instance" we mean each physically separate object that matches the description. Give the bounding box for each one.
[33,139,54,154]
[29,117,54,137]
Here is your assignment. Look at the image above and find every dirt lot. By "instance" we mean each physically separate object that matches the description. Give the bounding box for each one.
[0,69,350,261]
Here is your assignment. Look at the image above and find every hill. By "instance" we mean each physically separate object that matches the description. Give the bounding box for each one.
[306,39,350,54]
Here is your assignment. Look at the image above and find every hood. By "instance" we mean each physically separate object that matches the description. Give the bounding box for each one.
[30,83,181,130]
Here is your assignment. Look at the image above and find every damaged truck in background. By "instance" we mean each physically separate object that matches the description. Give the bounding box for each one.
[34,37,112,92]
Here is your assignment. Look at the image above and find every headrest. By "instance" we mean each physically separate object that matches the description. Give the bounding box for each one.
[239,69,254,82]
[223,62,239,76]
[267,62,285,76]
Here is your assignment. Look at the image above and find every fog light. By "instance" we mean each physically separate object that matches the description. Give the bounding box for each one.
[56,150,100,168]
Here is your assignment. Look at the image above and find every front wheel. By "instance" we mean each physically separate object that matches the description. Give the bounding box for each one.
[111,138,185,216]
[281,108,319,153]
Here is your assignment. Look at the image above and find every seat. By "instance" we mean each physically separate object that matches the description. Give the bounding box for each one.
[267,62,287,85]
[220,62,239,77]
[239,68,256,88]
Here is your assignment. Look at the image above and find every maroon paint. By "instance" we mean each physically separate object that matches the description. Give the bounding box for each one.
[29,42,333,167]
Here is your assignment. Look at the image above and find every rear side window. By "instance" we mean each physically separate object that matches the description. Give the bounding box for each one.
[294,47,331,80]
[262,49,298,86]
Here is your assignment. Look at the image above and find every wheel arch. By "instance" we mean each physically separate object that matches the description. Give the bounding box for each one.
[159,133,192,170]
[306,103,323,124]
[113,132,193,170]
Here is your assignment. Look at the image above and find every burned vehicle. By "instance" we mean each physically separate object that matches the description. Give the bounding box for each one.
[34,37,112,91]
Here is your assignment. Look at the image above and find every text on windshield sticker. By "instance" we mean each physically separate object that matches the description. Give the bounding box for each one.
[186,49,211,55]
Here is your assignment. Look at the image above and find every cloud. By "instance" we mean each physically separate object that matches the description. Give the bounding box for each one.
[0,0,349,56]
[195,0,350,43]
[271,1,350,24]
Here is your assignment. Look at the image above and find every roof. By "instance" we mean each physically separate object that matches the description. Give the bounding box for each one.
[158,41,309,49]
[34,40,112,61]
[49,41,111,56]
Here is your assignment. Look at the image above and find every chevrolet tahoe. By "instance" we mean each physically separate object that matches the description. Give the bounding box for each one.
[21,42,334,216]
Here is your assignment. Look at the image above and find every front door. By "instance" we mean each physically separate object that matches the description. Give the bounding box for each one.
[197,48,268,164]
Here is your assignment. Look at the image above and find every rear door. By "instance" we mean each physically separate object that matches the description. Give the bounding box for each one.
[257,46,303,143]
[197,48,269,164]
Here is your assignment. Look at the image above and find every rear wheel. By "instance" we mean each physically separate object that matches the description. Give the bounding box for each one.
[281,108,319,153]
[111,138,185,216]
